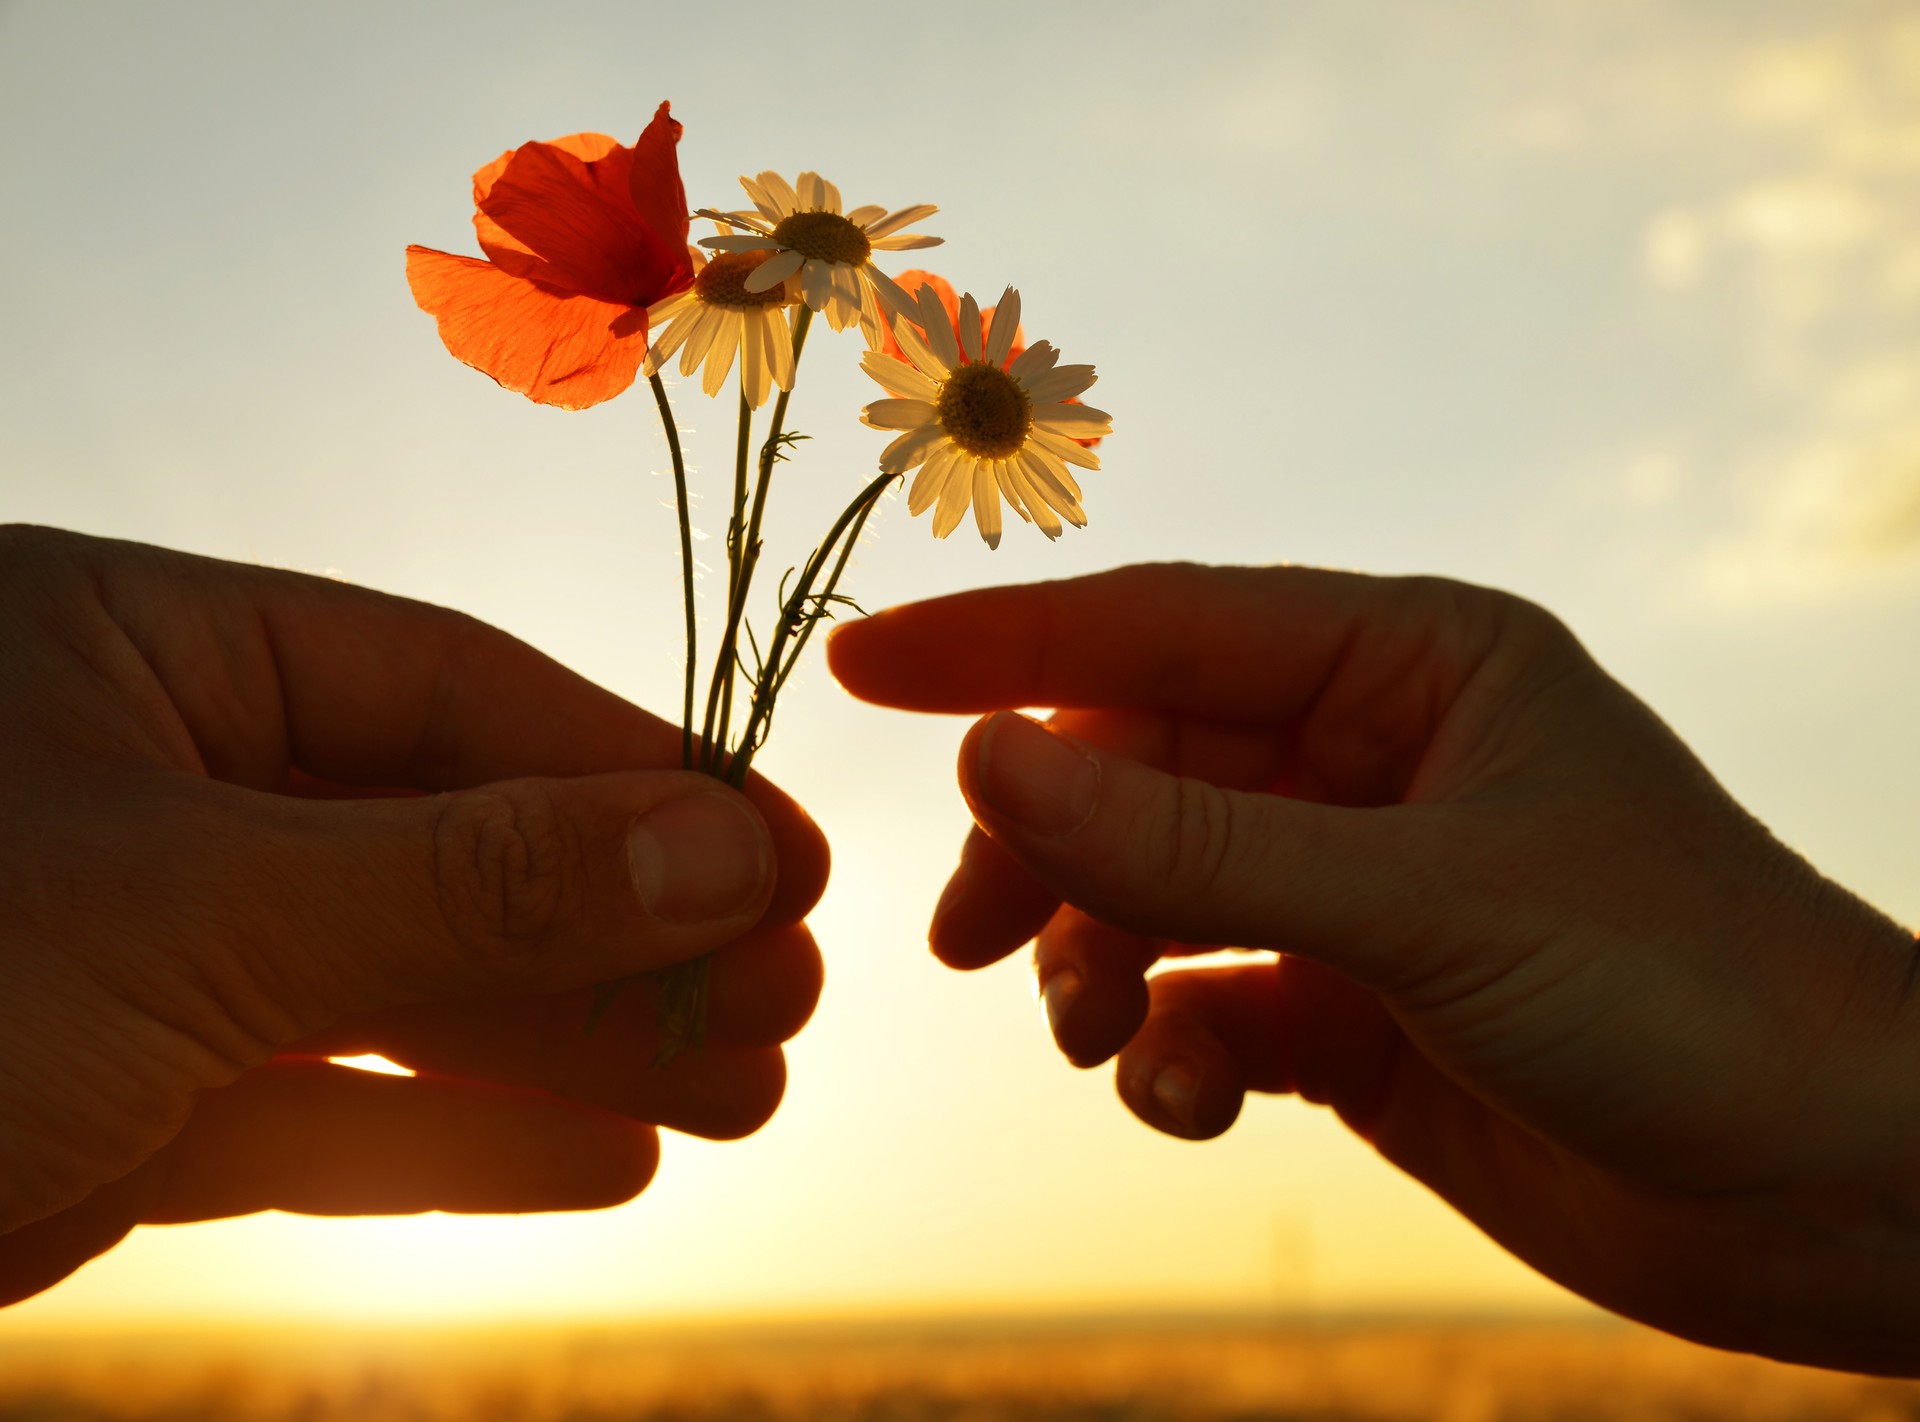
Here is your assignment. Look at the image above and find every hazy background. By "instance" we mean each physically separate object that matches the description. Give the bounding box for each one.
[1,0,1916,1330]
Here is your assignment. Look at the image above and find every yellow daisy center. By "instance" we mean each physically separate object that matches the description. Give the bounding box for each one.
[937,362,1032,460]
[694,250,789,309]
[771,210,872,266]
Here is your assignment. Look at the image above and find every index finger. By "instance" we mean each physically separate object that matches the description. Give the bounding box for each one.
[826,563,1381,717]
[827,561,1520,811]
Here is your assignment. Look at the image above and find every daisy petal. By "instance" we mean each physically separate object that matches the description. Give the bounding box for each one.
[701,312,741,396]
[819,175,843,214]
[797,171,826,211]
[739,176,782,224]
[1009,464,1063,538]
[1027,364,1098,403]
[1027,444,1083,500]
[866,264,915,322]
[1008,341,1059,382]
[993,460,1033,522]
[908,447,956,514]
[827,262,864,330]
[692,208,763,237]
[801,258,834,313]
[891,317,951,380]
[957,293,983,362]
[985,288,1021,367]
[677,305,722,378]
[767,309,796,391]
[1020,448,1089,526]
[917,285,963,370]
[880,424,947,474]
[857,274,884,337]
[1032,402,1112,436]
[846,204,887,227]
[932,458,975,538]
[870,234,945,250]
[753,171,799,218]
[645,287,694,325]
[744,247,805,292]
[641,307,695,375]
[740,310,770,408]
[862,397,938,430]
[971,464,1002,548]
[859,349,940,400]
[865,203,939,239]
[1031,426,1102,470]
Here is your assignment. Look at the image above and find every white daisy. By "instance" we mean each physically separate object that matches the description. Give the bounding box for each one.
[642,245,797,408]
[860,284,1108,549]
[696,171,939,338]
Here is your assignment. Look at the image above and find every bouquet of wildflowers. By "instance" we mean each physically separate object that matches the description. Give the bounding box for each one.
[406,101,1109,1058]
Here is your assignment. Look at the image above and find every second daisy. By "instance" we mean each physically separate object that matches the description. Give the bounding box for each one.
[643,243,798,407]
[860,284,1109,548]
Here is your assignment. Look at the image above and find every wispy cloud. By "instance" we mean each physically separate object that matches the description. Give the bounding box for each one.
[1623,15,1920,601]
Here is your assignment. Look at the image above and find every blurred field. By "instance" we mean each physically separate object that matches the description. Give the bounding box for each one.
[5,1317,1920,1421]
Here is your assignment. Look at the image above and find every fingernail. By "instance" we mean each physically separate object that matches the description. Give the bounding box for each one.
[1153,1062,1200,1130]
[929,853,971,946]
[628,794,769,924]
[1041,968,1082,1039]
[976,713,1099,838]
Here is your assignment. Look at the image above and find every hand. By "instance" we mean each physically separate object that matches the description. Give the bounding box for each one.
[0,527,826,1305]
[830,562,1920,1375]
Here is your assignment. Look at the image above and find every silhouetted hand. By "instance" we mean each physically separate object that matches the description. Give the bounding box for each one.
[0,527,826,1305]
[830,562,1919,1376]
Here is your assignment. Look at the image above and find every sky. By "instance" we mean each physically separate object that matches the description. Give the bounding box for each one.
[1,0,1917,1327]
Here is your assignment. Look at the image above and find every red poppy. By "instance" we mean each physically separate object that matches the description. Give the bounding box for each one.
[880,269,1100,451]
[406,101,694,410]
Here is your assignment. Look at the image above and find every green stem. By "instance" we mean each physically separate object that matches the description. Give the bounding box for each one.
[648,374,696,772]
[725,468,897,788]
[701,391,755,772]
[705,305,813,778]
[769,489,881,706]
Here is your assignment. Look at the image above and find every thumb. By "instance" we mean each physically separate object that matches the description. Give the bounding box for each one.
[957,712,1457,993]
[171,770,776,1027]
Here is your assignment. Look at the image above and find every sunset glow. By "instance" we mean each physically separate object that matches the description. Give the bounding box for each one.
[1,0,1916,1336]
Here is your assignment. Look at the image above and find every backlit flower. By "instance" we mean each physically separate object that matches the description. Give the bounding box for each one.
[642,240,797,407]
[876,271,1100,454]
[696,173,938,338]
[860,285,1108,549]
[406,102,694,410]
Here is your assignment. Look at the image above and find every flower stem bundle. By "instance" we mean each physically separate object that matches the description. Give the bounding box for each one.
[407,102,1110,1063]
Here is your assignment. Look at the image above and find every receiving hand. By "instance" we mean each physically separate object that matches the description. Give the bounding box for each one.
[0,527,826,1305]
[830,562,1919,1375]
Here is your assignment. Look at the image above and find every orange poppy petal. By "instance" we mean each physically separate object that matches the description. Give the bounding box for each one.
[406,246,647,410]
[625,102,690,257]
[479,130,688,306]
[472,132,624,281]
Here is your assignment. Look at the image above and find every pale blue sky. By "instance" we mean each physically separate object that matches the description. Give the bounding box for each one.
[2,0,1916,1323]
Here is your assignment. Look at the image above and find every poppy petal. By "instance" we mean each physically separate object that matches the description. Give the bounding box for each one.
[406,246,648,410]
[625,102,691,257]
[479,136,689,306]
[471,133,622,282]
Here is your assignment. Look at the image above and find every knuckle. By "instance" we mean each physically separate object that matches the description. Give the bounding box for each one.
[430,786,582,977]
[1146,775,1239,916]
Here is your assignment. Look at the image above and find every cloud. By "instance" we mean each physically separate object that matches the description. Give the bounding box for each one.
[1624,14,1920,599]
[1699,414,1920,605]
